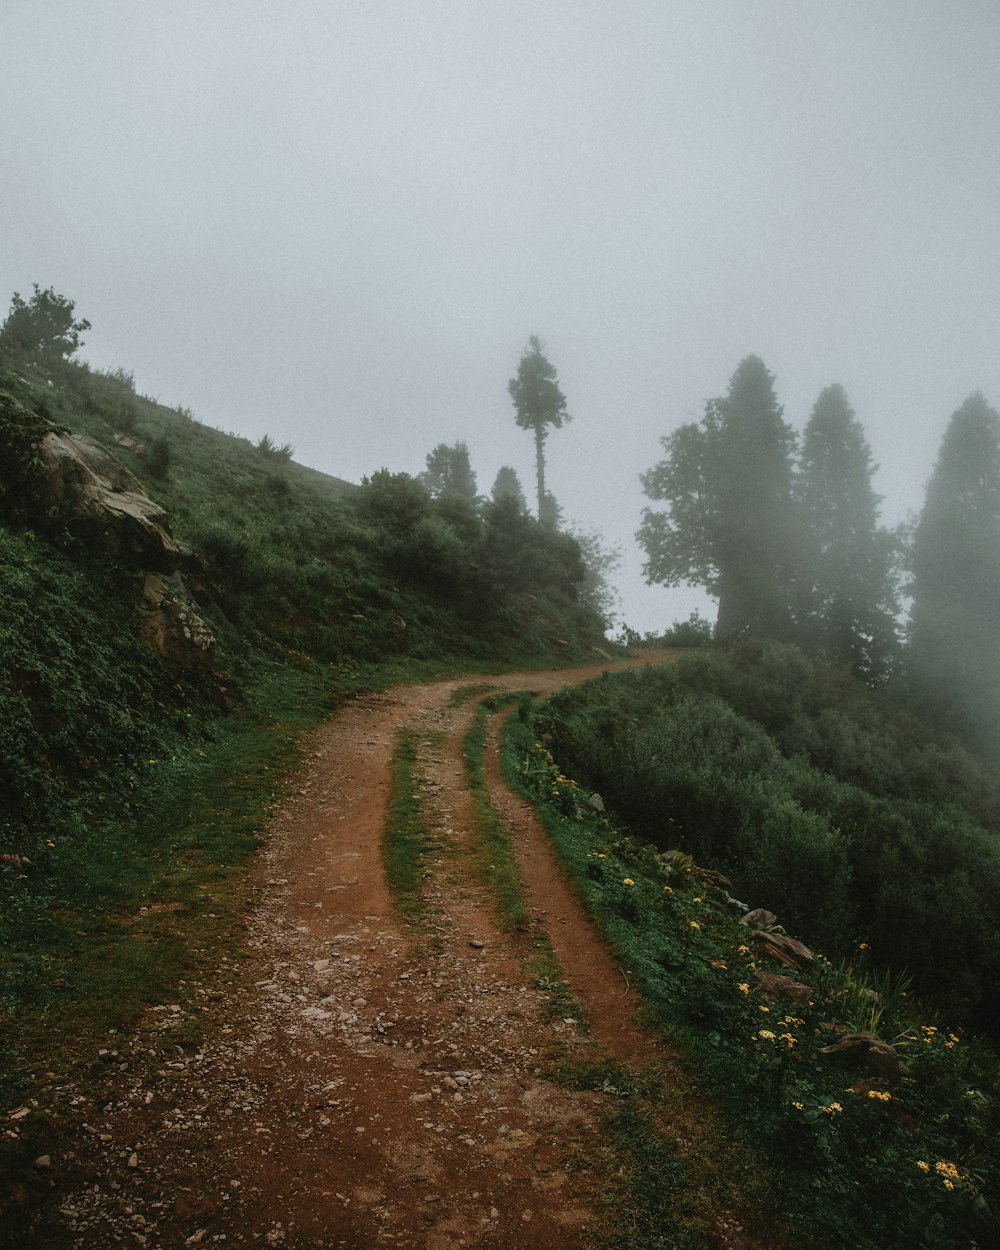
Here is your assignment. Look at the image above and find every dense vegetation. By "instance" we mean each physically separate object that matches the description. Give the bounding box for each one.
[508,668,1000,1249]
[532,644,1000,1037]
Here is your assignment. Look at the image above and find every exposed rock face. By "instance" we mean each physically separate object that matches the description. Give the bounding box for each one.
[34,429,214,666]
[139,572,215,667]
[37,430,185,573]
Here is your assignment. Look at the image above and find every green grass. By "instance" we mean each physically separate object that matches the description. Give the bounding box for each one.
[462,696,531,932]
[504,708,1000,1250]
[382,729,437,920]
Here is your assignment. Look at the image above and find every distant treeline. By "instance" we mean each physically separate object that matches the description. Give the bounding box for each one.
[639,356,1000,751]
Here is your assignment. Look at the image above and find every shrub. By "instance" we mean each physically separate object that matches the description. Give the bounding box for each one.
[147,436,171,479]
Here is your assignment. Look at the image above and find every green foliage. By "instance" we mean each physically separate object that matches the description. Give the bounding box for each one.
[490,464,527,511]
[533,644,1000,1036]
[0,529,200,863]
[643,610,714,648]
[463,697,531,931]
[419,440,478,501]
[639,364,906,685]
[505,711,1000,1250]
[0,284,90,359]
[537,487,563,530]
[383,729,433,918]
[568,527,622,628]
[256,432,294,461]
[147,435,171,479]
[508,335,570,518]
[0,380,55,523]
[797,384,901,681]
[639,355,798,643]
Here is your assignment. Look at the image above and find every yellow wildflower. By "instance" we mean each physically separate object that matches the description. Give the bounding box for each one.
[917,1161,930,1173]
[622,878,635,887]
[737,983,750,994]
[688,920,700,930]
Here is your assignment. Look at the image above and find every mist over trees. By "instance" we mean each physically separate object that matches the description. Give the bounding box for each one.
[908,393,1000,747]
[638,356,999,710]
[508,335,570,521]
[638,356,798,644]
[419,441,478,502]
[796,384,900,682]
[490,465,527,511]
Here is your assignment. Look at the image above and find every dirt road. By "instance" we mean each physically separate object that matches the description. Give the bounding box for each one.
[14,653,754,1249]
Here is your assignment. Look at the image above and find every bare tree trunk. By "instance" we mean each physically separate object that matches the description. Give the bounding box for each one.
[534,425,545,519]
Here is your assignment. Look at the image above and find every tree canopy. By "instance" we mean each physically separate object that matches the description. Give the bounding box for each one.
[508,335,569,521]
[490,465,527,511]
[419,441,478,502]
[0,284,91,359]
[639,355,798,641]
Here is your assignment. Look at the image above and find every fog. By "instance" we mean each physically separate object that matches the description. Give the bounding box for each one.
[3,1,999,632]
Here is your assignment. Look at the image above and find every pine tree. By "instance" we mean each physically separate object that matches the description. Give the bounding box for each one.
[796,384,899,680]
[908,392,1000,745]
[490,465,527,511]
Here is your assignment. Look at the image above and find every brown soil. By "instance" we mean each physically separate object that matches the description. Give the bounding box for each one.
[10,654,763,1249]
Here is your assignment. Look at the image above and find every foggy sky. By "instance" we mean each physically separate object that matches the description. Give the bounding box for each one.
[3,1,999,633]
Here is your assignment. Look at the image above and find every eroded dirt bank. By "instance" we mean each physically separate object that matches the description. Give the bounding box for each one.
[8,652,762,1249]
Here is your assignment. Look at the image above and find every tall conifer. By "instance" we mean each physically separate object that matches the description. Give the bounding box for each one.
[797,384,899,680]
[908,393,1000,745]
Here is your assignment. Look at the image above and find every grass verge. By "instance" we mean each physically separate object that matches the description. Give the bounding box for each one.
[461,696,531,932]
[382,728,439,921]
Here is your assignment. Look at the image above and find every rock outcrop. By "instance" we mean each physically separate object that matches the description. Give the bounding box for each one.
[37,430,185,573]
[138,572,215,667]
[33,428,214,666]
